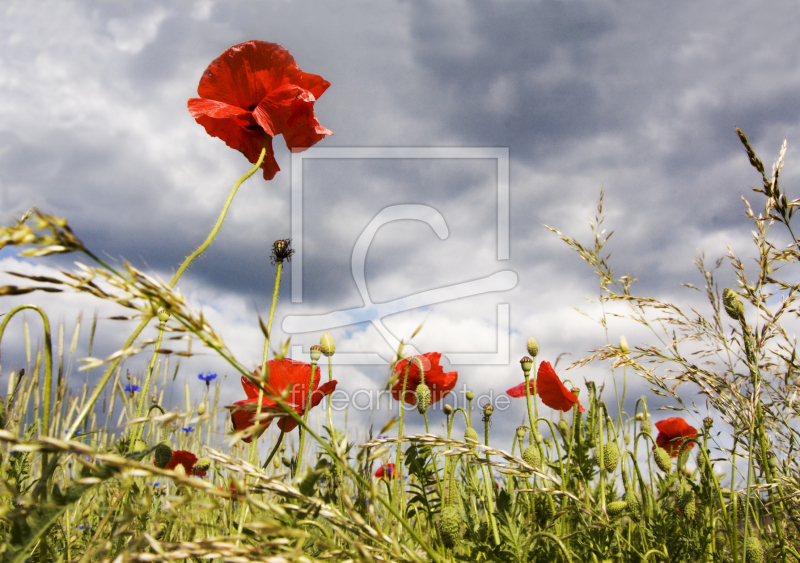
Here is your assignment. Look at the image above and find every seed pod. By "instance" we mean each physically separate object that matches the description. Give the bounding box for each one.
[309,345,322,363]
[415,383,431,415]
[607,500,627,517]
[723,288,745,321]
[154,442,173,469]
[522,445,542,469]
[195,457,211,473]
[624,490,642,520]
[520,356,533,372]
[438,506,461,549]
[653,447,671,474]
[443,404,453,416]
[603,442,620,472]
[744,536,764,563]
[464,427,478,443]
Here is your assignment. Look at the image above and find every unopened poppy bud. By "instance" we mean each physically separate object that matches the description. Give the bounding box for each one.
[624,490,642,520]
[677,482,696,519]
[131,439,147,453]
[766,450,778,469]
[309,345,322,363]
[535,433,543,444]
[464,427,478,442]
[744,537,764,563]
[157,309,170,323]
[558,419,569,438]
[197,402,206,416]
[641,419,652,435]
[482,403,494,417]
[723,288,745,321]
[624,433,631,446]
[438,506,461,549]
[195,457,211,473]
[443,404,454,416]
[320,333,335,356]
[526,337,539,358]
[271,238,294,264]
[416,383,431,415]
[654,447,672,474]
[516,426,528,438]
[520,356,533,372]
[522,445,541,469]
[602,442,620,472]
[154,442,173,469]
[607,500,627,517]
[619,335,629,354]
[466,391,474,401]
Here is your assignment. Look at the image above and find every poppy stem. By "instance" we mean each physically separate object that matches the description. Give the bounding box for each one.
[326,356,334,431]
[393,357,422,506]
[262,429,285,470]
[522,363,536,446]
[64,145,268,441]
[296,358,318,473]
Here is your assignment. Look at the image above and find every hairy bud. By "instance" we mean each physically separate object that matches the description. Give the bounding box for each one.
[607,500,627,517]
[320,333,335,356]
[522,445,542,470]
[438,506,461,549]
[602,442,620,472]
[526,337,539,358]
[415,383,431,415]
[654,447,672,474]
[154,442,172,469]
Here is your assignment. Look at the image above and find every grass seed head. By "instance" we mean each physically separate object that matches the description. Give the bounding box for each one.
[723,288,745,321]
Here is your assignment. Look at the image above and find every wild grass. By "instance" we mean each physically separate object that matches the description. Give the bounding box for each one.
[0,129,798,562]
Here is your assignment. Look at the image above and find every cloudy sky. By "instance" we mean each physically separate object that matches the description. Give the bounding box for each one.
[1,0,799,454]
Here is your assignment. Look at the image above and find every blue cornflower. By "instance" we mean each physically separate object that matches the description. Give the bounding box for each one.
[77,524,90,530]
[198,372,217,383]
[124,384,141,393]
[181,426,195,433]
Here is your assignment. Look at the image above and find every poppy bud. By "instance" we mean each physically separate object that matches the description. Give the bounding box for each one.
[602,442,620,472]
[416,383,431,415]
[443,404,454,416]
[723,288,745,321]
[464,427,478,443]
[619,335,629,354]
[654,447,672,474]
[157,309,170,323]
[522,445,541,469]
[607,500,627,517]
[641,419,652,435]
[273,456,280,469]
[526,337,539,358]
[438,506,461,549]
[624,490,642,520]
[154,442,172,469]
[624,433,632,446]
[320,333,335,356]
[466,391,474,401]
[520,356,533,372]
[131,439,147,453]
[744,537,764,563]
[558,419,569,438]
[197,402,206,416]
[766,450,778,469]
[677,482,695,520]
[195,457,211,473]
[309,345,322,363]
[535,433,543,444]
[516,426,528,438]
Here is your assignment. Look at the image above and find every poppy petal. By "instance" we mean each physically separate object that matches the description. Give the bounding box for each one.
[536,361,585,413]
[506,380,533,398]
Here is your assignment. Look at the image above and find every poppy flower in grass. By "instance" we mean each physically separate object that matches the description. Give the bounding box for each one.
[390,352,457,406]
[188,41,333,181]
[375,463,395,479]
[230,358,337,442]
[654,417,697,457]
[155,450,206,477]
[506,361,585,413]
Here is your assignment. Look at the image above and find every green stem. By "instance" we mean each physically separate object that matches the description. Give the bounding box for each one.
[393,357,421,505]
[66,145,267,440]
[481,463,501,545]
[326,356,334,430]
[262,430,285,470]
[296,358,318,473]
[523,366,536,446]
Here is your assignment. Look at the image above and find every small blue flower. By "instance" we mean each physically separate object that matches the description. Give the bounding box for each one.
[77,524,90,530]
[198,372,218,383]
[181,426,195,433]
[124,384,141,393]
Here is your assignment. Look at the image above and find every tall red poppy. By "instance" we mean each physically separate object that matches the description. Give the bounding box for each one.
[230,358,337,442]
[155,450,206,477]
[506,361,585,413]
[654,417,697,457]
[390,352,457,406]
[375,463,395,479]
[188,41,332,180]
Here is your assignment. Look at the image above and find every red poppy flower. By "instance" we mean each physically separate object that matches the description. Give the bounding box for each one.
[654,417,697,457]
[155,450,206,477]
[506,361,585,413]
[390,352,458,406]
[230,358,337,442]
[188,41,332,180]
[375,463,395,479]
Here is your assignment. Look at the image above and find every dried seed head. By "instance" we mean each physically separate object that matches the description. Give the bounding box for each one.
[516,426,528,438]
[173,463,187,477]
[723,288,745,322]
[154,442,173,469]
[526,337,539,358]
[415,383,431,415]
[271,238,294,264]
[522,445,541,469]
[520,356,533,372]
[309,345,322,363]
[619,335,629,354]
[654,447,672,474]
[744,537,764,563]
[438,506,461,549]
[607,500,627,517]
[703,416,713,431]
[320,333,335,356]
[482,403,494,417]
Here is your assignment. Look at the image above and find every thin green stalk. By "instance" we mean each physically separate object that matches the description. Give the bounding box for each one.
[262,430,285,470]
[480,463,501,545]
[523,364,536,446]
[296,357,318,473]
[326,356,334,430]
[66,145,267,439]
[393,357,422,505]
